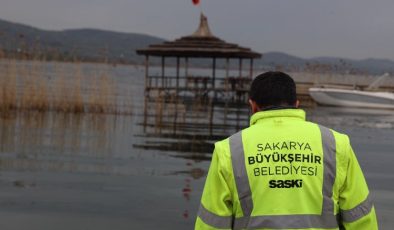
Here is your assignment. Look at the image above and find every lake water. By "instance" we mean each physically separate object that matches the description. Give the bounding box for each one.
[0,63,393,229]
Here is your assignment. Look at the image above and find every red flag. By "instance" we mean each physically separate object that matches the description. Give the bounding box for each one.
[192,0,200,5]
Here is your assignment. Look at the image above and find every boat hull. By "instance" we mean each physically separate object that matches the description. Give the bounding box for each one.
[309,88,394,109]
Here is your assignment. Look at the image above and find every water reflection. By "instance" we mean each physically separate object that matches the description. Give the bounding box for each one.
[135,104,394,156]
[306,106,394,130]
[0,111,131,175]
[173,161,206,221]
[136,100,249,154]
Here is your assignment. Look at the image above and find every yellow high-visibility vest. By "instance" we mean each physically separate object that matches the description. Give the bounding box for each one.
[195,109,378,230]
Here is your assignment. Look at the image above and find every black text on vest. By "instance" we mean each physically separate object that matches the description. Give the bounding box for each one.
[269,179,303,188]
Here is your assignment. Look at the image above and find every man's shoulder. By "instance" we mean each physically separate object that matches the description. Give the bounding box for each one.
[214,128,244,147]
[307,122,353,160]
[314,122,351,144]
[214,136,231,153]
[213,128,246,159]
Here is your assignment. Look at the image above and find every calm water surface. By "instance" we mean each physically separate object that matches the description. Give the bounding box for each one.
[0,64,393,229]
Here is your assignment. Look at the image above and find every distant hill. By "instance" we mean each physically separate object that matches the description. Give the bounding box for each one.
[0,18,393,74]
[259,52,394,74]
[0,18,165,63]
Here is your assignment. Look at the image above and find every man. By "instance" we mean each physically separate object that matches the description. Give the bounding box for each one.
[195,71,378,230]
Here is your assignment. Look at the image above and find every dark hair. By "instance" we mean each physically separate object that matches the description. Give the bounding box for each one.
[249,71,297,108]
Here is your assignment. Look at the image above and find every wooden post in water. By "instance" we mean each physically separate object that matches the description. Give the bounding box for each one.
[236,106,241,131]
[249,58,254,79]
[173,57,180,135]
[156,57,165,134]
[143,55,150,132]
[145,55,150,88]
[236,58,242,130]
[161,56,165,88]
[185,57,189,88]
[223,58,230,134]
[212,58,216,90]
[209,57,216,136]
[176,57,180,90]
[226,58,230,79]
[238,57,243,103]
[239,58,243,78]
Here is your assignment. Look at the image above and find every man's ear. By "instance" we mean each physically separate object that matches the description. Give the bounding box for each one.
[249,99,260,114]
[295,100,300,108]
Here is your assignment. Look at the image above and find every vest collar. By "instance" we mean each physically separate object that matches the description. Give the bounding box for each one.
[250,109,306,126]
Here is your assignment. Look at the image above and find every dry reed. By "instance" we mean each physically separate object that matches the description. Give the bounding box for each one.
[0,60,17,115]
[0,58,128,116]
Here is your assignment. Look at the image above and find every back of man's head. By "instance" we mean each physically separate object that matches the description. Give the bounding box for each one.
[249,71,297,108]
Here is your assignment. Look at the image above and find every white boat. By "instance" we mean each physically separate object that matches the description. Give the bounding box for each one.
[309,73,394,109]
[309,88,394,109]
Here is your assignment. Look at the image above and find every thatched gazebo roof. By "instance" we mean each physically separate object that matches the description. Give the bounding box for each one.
[136,14,261,59]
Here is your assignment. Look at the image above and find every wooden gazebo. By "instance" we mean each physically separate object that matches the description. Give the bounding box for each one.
[136,13,261,138]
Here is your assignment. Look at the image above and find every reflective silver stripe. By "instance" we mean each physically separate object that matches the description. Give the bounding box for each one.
[230,131,254,217]
[198,203,233,229]
[233,214,338,229]
[341,195,373,223]
[319,125,336,214]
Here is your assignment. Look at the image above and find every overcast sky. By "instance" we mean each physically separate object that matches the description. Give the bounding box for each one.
[1,0,393,60]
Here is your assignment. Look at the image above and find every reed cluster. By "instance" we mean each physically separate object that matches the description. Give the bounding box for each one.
[0,58,128,116]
